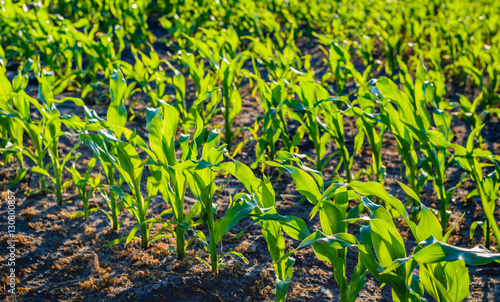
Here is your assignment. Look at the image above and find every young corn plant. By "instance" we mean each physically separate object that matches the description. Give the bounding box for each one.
[40,115,79,206]
[210,156,306,301]
[67,157,102,220]
[245,31,311,84]
[185,35,248,151]
[246,76,293,169]
[121,46,196,122]
[176,51,223,137]
[188,167,255,274]
[80,126,164,249]
[287,79,331,171]
[78,110,125,231]
[376,64,466,230]
[145,101,207,259]
[373,69,451,227]
[147,102,276,268]
[320,96,363,182]
[77,69,129,231]
[251,209,304,302]
[183,89,222,143]
[375,17,405,80]
[177,50,217,99]
[98,182,125,231]
[400,61,462,229]
[453,93,492,147]
[105,69,128,230]
[467,162,500,248]
[458,55,500,110]
[276,161,500,302]
[0,58,32,185]
[21,68,84,204]
[351,93,387,183]
[376,85,426,215]
[355,35,376,80]
[452,126,500,250]
[317,36,368,95]
[220,57,245,152]
[0,59,37,182]
[257,214,307,302]
[14,110,48,192]
[267,148,500,301]
[266,152,366,302]
[118,48,164,108]
[352,181,500,302]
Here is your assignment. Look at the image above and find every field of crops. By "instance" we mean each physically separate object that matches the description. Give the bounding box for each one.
[1,0,500,301]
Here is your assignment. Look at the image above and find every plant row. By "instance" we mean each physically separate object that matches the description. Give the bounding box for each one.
[1,53,500,301]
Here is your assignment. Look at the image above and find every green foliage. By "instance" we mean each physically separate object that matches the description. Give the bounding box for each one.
[2,1,500,301]
[67,157,102,220]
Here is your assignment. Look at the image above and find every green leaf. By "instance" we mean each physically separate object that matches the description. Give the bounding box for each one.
[396,180,420,202]
[369,218,406,267]
[320,200,346,235]
[418,204,443,241]
[415,237,500,265]
[349,181,418,240]
[8,169,27,189]
[126,223,144,245]
[69,212,85,219]
[229,250,249,264]
[31,167,51,177]
[265,162,322,204]
[105,236,128,247]
[216,199,256,243]
[282,216,310,241]
[427,130,451,149]
[108,69,128,136]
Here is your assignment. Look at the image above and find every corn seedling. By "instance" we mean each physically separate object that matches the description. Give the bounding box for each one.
[246,76,293,168]
[452,126,500,250]
[145,101,206,259]
[287,80,330,171]
[67,157,102,220]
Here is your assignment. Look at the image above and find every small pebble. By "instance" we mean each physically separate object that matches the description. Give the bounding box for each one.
[320,287,334,299]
